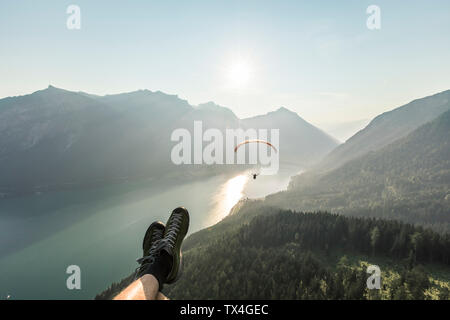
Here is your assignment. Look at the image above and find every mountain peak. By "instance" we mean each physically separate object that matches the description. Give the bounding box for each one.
[195,101,238,120]
[275,106,293,113]
[197,101,225,109]
[268,107,300,118]
[46,85,64,91]
[242,106,306,123]
[34,85,72,96]
[269,106,303,120]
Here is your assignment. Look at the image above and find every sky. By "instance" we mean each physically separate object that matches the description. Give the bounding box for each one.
[1,0,450,128]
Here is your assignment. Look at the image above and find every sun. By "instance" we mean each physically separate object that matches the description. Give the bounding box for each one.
[226,60,252,88]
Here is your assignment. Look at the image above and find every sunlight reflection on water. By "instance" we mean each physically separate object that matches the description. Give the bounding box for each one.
[209,174,249,225]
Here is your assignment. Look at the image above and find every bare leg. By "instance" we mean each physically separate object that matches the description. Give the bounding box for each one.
[114,274,159,300]
[156,292,170,300]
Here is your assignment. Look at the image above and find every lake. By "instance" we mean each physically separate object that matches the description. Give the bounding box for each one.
[0,167,298,299]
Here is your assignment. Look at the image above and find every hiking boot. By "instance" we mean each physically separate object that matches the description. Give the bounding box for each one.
[135,221,168,285]
[142,221,165,257]
[162,207,190,284]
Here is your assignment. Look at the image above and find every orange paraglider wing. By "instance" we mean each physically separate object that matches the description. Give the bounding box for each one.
[234,139,278,153]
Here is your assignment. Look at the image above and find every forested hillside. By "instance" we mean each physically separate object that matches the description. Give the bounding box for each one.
[96,208,450,300]
[266,109,450,233]
[318,89,450,172]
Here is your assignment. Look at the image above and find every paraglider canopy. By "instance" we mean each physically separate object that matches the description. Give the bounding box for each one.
[234,139,278,153]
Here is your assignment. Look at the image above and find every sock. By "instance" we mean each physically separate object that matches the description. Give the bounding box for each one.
[144,250,173,290]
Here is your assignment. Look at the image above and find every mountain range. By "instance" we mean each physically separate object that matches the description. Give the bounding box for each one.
[0,86,338,197]
[317,90,450,172]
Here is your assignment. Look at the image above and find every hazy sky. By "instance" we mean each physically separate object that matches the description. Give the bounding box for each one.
[1,0,450,126]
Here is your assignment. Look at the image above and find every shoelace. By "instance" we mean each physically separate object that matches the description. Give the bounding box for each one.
[151,228,164,244]
[163,213,182,248]
[136,227,164,264]
[135,240,166,274]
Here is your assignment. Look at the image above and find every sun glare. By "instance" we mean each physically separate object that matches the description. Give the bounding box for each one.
[224,175,248,212]
[227,60,252,88]
[210,174,249,226]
